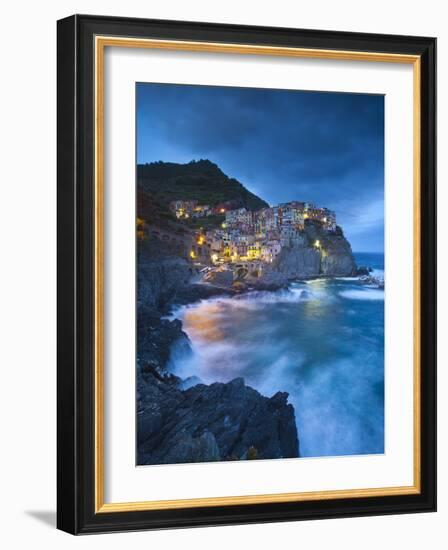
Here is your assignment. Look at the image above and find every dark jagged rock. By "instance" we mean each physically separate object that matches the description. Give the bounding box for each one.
[356,265,373,276]
[137,252,193,312]
[201,266,289,292]
[244,270,289,291]
[202,269,234,288]
[137,309,191,377]
[136,233,196,376]
[171,282,235,306]
[359,275,385,289]
[137,374,299,465]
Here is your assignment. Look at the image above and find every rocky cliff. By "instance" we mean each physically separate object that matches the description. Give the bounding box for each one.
[138,372,299,465]
[137,238,193,311]
[271,222,356,279]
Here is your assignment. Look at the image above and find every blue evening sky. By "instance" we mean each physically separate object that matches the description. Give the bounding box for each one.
[136,83,384,252]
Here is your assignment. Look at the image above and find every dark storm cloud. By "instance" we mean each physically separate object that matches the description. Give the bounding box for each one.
[137,83,384,252]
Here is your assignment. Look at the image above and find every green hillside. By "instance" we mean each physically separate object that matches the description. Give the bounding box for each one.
[138,159,268,213]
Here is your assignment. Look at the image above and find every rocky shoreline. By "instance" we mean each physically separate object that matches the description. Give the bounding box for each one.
[137,303,300,464]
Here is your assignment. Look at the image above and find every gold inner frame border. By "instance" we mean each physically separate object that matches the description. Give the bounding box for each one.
[94,36,421,513]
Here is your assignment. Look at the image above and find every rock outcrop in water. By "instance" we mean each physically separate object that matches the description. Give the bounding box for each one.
[137,371,299,465]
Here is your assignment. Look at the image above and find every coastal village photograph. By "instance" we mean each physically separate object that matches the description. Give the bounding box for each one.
[136,83,385,466]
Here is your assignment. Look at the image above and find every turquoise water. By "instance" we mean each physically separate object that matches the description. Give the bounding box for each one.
[170,252,384,458]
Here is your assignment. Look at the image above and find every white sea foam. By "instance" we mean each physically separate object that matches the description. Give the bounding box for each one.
[237,287,325,305]
[339,289,384,301]
[172,287,329,319]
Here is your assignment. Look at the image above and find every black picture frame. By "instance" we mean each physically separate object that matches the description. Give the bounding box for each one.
[57,14,436,534]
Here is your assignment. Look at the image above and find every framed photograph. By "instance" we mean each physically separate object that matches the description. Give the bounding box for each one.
[57,14,436,534]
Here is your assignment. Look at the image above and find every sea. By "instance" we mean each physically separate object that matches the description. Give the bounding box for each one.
[168,252,385,458]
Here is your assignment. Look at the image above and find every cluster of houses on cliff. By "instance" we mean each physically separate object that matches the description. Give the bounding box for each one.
[169,199,231,220]
[169,199,337,265]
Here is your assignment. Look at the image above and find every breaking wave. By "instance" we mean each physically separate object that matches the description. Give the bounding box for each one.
[339,289,384,301]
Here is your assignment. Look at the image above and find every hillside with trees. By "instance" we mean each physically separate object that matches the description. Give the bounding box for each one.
[137,159,268,231]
